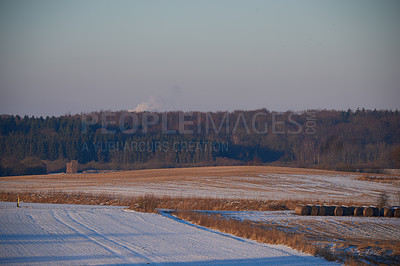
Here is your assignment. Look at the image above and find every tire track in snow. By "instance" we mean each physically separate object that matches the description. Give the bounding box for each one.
[1,202,337,265]
[152,210,302,261]
[52,209,155,265]
[130,211,226,261]
[66,208,168,263]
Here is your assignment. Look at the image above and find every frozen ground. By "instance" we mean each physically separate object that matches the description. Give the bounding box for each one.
[0,202,335,265]
[211,210,400,243]
[1,166,399,204]
[206,210,400,264]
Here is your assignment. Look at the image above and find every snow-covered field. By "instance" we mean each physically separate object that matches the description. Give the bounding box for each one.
[0,202,335,265]
[211,210,400,242]
[1,166,399,204]
[206,210,400,264]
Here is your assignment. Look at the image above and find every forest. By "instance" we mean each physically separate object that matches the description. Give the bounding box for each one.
[1,109,399,176]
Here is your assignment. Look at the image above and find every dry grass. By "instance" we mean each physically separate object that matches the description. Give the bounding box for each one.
[0,191,133,206]
[356,174,400,184]
[0,165,336,184]
[128,196,362,213]
[0,191,312,212]
[174,210,340,263]
[10,165,371,182]
[0,191,366,213]
[174,210,400,265]
[130,196,301,212]
[0,191,360,217]
[3,165,397,204]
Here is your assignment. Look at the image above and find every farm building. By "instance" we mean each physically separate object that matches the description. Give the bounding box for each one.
[66,160,78,174]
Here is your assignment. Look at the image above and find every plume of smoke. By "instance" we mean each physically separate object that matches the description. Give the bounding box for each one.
[131,96,162,113]
[130,85,183,113]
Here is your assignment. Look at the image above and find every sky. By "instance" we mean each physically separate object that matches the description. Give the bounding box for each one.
[0,0,399,117]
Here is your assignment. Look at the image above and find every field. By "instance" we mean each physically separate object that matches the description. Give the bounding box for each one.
[1,166,399,204]
[1,166,400,265]
[185,210,400,264]
[0,202,334,265]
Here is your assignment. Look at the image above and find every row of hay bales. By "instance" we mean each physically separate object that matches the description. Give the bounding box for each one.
[295,205,400,218]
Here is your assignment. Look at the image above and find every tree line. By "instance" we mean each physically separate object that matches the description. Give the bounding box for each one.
[0,109,399,176]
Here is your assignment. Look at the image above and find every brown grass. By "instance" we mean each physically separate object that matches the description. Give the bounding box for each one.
[1,165,398,205]
[0,166,336,190]
[129,196,303,212]
[0,165,363,186]
[0,190,366,213]
[174,210,400,265]
[0,191,314,212]
[356,174,400,184]
[174,210,341,263]
[0,191,133,206]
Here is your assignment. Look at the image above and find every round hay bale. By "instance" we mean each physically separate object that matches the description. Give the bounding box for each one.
[343,206,355,216]
[325,206,335,216]
[308,205,319,216]
[383,207,394,218]
[354,207,364,216]
[372,207,380,216]
[364,206,379,217]
[341,206,348,216]
[334,206,344,216]
[394,208,400,218]
[318,205,326,216]
[295,205,309,216]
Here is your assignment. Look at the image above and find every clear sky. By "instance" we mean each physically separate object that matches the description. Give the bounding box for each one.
[1,0,399,116]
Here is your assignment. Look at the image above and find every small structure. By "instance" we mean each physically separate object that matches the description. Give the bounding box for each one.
[66,160,78,174]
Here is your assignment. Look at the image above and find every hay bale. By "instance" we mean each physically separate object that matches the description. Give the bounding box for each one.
[394,208,400,218]
[372,207,380,217]
[354,207,364,216]
[363,206,379,217]
[325,206,335,216]
[308,205,319,216]
[318,205,326,216]
[363,206,374,217]
[334,206,344,216]
[382,207,394,218]
[295,205,309,215]
[343,206,355,216]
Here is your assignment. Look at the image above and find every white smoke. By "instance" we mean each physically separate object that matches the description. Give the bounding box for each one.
[130,86,183,113]
[130,96,162,113]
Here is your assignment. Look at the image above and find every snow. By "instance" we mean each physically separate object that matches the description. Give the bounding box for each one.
[0,202,336,265]
[206,210,400,242]
[211,210,400,225]
[1,168,398,204]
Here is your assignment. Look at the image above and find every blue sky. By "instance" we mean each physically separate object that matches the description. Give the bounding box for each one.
[1,0,399,116]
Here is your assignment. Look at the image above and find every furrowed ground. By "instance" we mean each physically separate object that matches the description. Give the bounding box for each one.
[0,166,399,204]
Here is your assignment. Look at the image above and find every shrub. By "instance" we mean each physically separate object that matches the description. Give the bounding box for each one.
[21,157,47,175]
[395,191,400,206]
[0,156,47,176]
[45,159,68,173]
[376,192,389,208]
